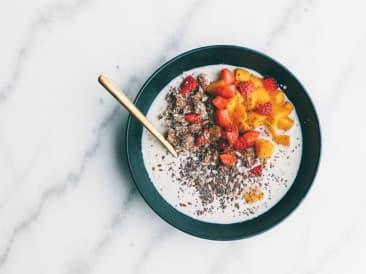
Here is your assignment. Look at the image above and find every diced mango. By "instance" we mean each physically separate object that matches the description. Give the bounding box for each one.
[238,120,252,132]
[272,105,292,124]
[255,138,275,158]
[246,112,267,129]
[255,87,270,105]
[249,74,262,88]
[246,91,257,110]
[244,188,264,204]
[274,134,291,146]
[226,92,244,115]
[232,103,247,126]
[270,90,286,105]
[235,68,251,82]
[206,80,226,93]
[277,117,294,131]
[265,121,278,137]
[283,101,294,111]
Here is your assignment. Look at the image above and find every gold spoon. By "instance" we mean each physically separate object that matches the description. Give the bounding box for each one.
[98,74,178,158]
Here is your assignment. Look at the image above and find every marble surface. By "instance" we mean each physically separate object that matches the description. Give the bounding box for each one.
[1,0,365,273]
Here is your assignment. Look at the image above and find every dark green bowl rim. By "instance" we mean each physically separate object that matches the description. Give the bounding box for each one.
[125,45,321,240]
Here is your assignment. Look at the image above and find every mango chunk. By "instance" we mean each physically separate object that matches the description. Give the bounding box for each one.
[265,121,278,137]
[255,138,275,158]
[246,112,267,129]
[238,122,251,132]
[232,103,247,127]
[249,74,262,88]
[283,101,294,111]
[255,87,270,105]
[246,91,257,110]
[244,188,264,204]
[206,80,226,93]
[235,68,251,82]
[277,117,294,131]
[226,92,244,115]
[274,134,291,146]
[271,90,286,105]
[272,105,292,124]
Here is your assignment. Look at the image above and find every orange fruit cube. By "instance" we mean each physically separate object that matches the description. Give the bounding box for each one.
[235,68,251,82]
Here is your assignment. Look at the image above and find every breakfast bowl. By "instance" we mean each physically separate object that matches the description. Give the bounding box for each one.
[125,45,321,240]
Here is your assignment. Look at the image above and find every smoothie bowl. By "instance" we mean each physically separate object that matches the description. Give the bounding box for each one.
[126,45,321,240]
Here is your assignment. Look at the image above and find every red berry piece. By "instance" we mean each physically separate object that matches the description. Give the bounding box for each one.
[237,80,255,98]
[255,102,272,116]
[180,75,198,94]
[250,165,262,176]
[262,77,278,93]
[220,154,237,165]
[185,113,201,124]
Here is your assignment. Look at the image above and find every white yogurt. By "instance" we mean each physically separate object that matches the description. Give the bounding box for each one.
[141,65,302,224]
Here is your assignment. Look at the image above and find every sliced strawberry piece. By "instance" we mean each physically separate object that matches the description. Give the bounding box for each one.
[262,77,278,93]
[223,126,239,146]
[255,102,272,116]
[195,128,210,147]
[250,165,262,176]
[216,109,232,129]
[233,137,252,151]
[220,154,237,165]
[212,96,229,109]
[220,68,235,84]
[180,75,198,94]
[242,130,260,144]
[185,113,201,124]
[216,84,236,98]
[237,80,255,98]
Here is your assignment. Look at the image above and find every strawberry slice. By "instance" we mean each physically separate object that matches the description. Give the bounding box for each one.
[212,96,229,109]
[223,126,239,146]
[220,154,237,165]
[216,84,236,98]
[216,109,232,129]
[180,75,198,94]
[250,165,262,176]
[242,130,260,144]
[185,113,201,124]
[262,77,278,93]
[255,102,272,116]
[220,68,235,84]
[237,80,255,98]
[233,137,252,151]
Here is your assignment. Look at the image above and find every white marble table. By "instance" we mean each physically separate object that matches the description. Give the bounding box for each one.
[1,0,365,273]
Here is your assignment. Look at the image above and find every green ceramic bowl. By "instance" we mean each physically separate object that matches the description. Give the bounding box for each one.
[126,45,321,240]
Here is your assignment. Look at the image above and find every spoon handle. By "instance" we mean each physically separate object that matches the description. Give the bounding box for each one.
[98,74,177,158]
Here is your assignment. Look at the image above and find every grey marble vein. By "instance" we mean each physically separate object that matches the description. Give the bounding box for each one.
[131,227,173,274]
[155,0,208,65]
[322,35,366,121]
[0,144,43,209]
[263,0,316,51]
[0,104,120,268]
[92,187,138,254]
[65,187,138,274]
[0,0,211,269]
[66,1,209,272]
[0,0,93,104]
